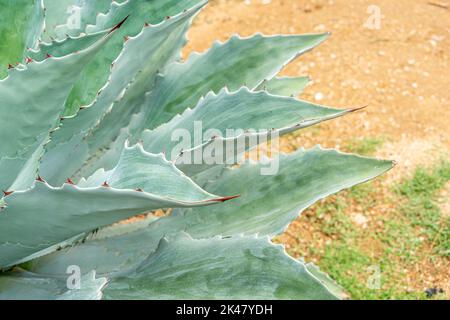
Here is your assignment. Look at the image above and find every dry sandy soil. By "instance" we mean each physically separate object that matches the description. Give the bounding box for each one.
[186,0,450,299]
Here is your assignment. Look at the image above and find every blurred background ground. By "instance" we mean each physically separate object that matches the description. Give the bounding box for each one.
[186,0,450,299]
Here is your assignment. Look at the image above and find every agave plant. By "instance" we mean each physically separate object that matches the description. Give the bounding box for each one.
[0,0,393,300]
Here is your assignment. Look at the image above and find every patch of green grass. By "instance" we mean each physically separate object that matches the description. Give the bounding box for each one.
[289,161,450,299]
[318,241,423,299]
[320,243,376,299]
[300,188,396,299]
[315,213,432,299]
[348,181,379,211]
[380,217,421,261]
[395,161,450,257]
[314,196,356,240]
[346,137,384,156]
[398,162,450,197]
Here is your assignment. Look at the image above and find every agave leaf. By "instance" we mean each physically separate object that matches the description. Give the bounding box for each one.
[0,0,44,78]
[41,3,205,186]
[86,0,204,34]
[0,140,47,200]
[102,233,339,300]
[68,120,140,183]
[174,104,360,176]
[40,0,112,42]
[51,0,115,40]
[26,215,163,277]
[24,0,46,52]
[56,270,107,300]
[63,0,206,115]
[29,29,110,61]
[142,33,329,130]
[72,94,147,180]
[77,144,220,203]
[85,77,342,180]
[40,0,82,41]
[256,76,310,97]
[176,147,394,237]
[0,25,118,192]
[0,269,106,300]
[142,87,354,166]
[27,148,393,278]
[0,145,228,268]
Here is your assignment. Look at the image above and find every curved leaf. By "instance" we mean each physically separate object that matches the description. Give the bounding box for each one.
[0,145,227,268]
[40,0,112,42]
[29,28,110,61]
[78,144,220,203]
[256,76,310,97]
[26,216,162,277]
[176,147,395,237]
[103,234,339,300]
[0,24,118,191]
[41,3,205,185]
[27,147,394,279]
[0,269,106,300]
[141,87,354,168]
[0,0,44,77]
[142,32,329,130]
[63,0,205,115]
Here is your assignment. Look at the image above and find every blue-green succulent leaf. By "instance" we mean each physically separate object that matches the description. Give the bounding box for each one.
[256,76,310,97]
[0,26,118,192]
[26,148,393,280]
[77,144,220,203]
[0,0,44,77]
[0,145,227,268]
[40,0,112,42]
[49,0,114,40]
[26,215,162,277]
[177,147,395,237]
[141,87,355,171]
[142,33,329,130]
[41,3,205,186]
[0,269,106,300]
[102,233,340,300]
[63,0,206,115]
[29,28,110,61]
